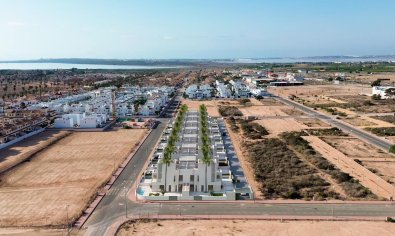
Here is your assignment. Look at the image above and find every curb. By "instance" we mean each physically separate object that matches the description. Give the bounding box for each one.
[74,128,153,229]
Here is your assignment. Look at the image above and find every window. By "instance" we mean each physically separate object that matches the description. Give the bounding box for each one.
[201,185,204,192]
[190,175,194,181]
[179,175,183,182]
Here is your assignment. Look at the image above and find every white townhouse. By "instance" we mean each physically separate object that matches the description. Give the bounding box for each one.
[215,80,232,98]
[185,84,213,99]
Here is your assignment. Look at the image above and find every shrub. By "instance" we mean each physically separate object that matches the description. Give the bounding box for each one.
[239,120,269,139]
[239,98,251,105]
[218,106,243,117]
[245,138,338,200]
[390,145,395,154]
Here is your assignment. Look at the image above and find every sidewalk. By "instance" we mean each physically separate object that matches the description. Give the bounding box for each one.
[74,129,153,229]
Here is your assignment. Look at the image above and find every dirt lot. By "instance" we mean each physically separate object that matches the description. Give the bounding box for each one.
[322,137,393,160]
[295,118,330,128]
[0,131,71,173]
[322,136,395,185]
[340,117,377,127]
[254,118,308,137]
[0,129,147,227]
[181,99,222,117]
[0,228,83,236]
[305,136,394,199]
[239,105,288,117]
[269,84,371,98]
[117,220,395,236]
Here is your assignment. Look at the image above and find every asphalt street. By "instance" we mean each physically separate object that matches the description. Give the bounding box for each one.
[83,94,395,236]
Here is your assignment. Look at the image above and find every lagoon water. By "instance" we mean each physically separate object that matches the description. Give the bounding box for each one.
[0,63,182,70]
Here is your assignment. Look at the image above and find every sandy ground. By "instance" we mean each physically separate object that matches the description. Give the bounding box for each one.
[269,84,371,98]
[0,131,70,173]
[304,136,394,199]
[254,118,308,137]
[239,105,288,117]
[322,136,395,186]
[340,117,377,127]
[0,129,147,227]
[361,116,395,128]
[181,100,222,117]
[322,137,394,160]
[224,121,262,199]
[296,118,330,128]
[117,220,395,236]
[0,228,84,236]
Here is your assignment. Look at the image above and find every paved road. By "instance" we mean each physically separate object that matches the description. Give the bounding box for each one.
[84,119,169,235]
[83,94,395,236]
[274,96,393,151]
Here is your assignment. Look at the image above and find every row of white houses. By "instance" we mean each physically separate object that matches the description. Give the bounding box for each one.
[138,110,236,200]
[186,80,266,99]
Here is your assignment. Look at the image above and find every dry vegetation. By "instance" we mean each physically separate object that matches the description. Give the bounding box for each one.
[218,106,243,117]
[282,132,376,199]
[117,219,395,236]
[323,137,395,185]
[245,138,340,200]
[0,129,146,227]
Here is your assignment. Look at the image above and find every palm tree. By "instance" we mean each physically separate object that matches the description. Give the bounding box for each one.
[199,104,212,192]
[161,145,173,193]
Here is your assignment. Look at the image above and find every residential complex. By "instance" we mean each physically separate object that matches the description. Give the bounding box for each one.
[0,109,49,148]
[31,85,175,129]
[137,105,249,200]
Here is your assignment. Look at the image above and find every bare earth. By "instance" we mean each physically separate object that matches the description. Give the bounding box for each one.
[0,129,146,227]
[0,131,70,173]
[181,99,222,117]
[117,220,395,236]
[238,105,288,117]
[322,136,395,186]
[304,136,394,199]
[254,118,307,137]
[296,118,330,128]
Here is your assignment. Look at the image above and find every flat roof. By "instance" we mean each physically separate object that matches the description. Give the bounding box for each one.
[179,156,197,162]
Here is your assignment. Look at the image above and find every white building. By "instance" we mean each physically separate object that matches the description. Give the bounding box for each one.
[138,110,236,200]
[54,113,108,128]
[54,117,74,128]
[229,80,251,98]
[185,84,213,99]
[372,86,395,99]
[215,81,232,98]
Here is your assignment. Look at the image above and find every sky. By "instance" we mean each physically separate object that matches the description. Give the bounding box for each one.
[1,0,395,60]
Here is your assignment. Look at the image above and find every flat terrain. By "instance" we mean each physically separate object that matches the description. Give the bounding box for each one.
[304,136,394,199]
[0,131,70,173]
[322,136,395,185]
[254,118,307,137]
[0,129,146,227]
[181,99,221,117]
[117,220,395,236]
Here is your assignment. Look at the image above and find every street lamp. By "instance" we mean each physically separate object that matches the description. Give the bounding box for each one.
[124,186,128,218]
[66,205,70,236]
